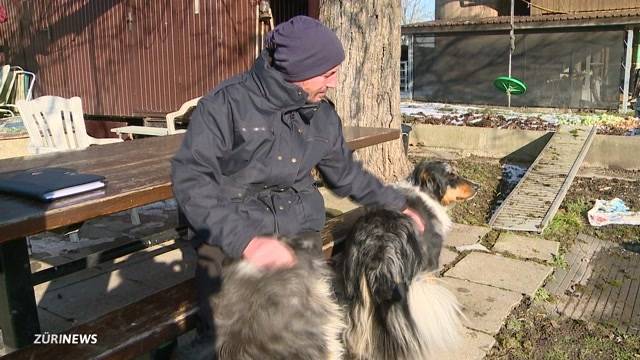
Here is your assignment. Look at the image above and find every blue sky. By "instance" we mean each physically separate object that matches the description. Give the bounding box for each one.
[426,0,435,19]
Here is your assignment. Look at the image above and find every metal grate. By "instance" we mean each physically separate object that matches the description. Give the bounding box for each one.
[489,125,596,232]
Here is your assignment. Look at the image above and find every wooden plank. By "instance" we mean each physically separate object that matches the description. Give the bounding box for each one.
[589,250,622,323]
[552,235,601,296]
[539,126,597,231]
[0,127,396,243]
[559,235,609,317]
[489,126,596,233]
[600,252,630,324]
[618,253,640,332]
[343,127,400,150]
[610,254,635,331]
[2,279,198,360]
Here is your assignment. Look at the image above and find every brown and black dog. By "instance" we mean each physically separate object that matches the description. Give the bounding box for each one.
[341,159,478,360]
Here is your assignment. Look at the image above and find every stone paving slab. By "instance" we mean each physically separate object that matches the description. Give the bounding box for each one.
[438,247,459,272]
[38,307,74,333]
[493,233,560,263]
[319,187,359,215]
[442,277,522,335]
[33,267,105,300]
[116,248,196,292]
[445,224,491,248]
[37,269,155,324]
[445,252,554,297]
[431,327,496,360]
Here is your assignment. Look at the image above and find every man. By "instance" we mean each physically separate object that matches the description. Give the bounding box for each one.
[172,15,423,344]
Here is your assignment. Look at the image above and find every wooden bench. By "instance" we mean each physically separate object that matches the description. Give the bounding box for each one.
[2,207,365,359]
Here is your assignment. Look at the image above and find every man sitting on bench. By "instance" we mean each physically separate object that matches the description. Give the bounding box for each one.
[171,15,423,351]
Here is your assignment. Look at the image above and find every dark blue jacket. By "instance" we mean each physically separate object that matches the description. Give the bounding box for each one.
[171,51,406,258]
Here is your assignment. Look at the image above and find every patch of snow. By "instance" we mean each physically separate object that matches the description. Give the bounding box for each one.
[502,163,527,186]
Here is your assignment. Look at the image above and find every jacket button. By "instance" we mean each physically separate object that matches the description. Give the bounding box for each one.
[278,206,284,210]
[291,158,297,163]
[263,185,268,189]
[288,200,292,204]
[277,155,283,160]
[241,127,246,132]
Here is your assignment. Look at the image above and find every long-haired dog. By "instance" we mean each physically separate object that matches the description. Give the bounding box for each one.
[341,160,478,360]
[213,234,345,360]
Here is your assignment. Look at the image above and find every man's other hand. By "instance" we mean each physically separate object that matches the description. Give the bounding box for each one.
[402,207,425,234]
[242,236,297,270]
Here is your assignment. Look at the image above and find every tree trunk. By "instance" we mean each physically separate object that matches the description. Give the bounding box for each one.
[319,0,411,182]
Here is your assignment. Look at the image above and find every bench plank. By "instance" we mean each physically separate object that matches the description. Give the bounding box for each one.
[5,208,364,359]
[3,279,197,360]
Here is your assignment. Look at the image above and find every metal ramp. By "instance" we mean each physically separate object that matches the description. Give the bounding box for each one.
[490,125,597,232]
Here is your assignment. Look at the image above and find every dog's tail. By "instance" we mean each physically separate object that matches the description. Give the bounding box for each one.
[348,270,463,359]
[406,273,464,355]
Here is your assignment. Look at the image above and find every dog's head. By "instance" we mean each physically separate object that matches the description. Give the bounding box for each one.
[409,160,479,206]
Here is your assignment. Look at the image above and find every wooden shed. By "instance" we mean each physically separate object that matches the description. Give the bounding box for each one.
[0,0,316,117]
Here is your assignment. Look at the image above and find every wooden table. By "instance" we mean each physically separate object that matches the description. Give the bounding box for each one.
[0,126,399,350]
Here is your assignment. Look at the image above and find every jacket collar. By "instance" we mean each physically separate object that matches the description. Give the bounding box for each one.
[251,50,309,111]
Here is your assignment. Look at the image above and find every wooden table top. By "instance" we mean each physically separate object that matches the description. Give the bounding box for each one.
[0,127,399,242]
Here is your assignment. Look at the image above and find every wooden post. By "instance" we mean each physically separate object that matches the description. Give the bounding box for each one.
[0,238,40,350]
[408,34,414,100]
[622,29,634,113]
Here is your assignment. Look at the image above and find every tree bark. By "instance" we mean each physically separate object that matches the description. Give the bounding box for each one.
[319,0,411,182]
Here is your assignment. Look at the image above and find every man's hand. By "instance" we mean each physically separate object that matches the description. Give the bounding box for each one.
[242,236,297,270]
[402,207,425,234]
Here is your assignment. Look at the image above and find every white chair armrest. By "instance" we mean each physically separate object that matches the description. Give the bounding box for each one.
[91,137,124,145]
[111,126,169,137]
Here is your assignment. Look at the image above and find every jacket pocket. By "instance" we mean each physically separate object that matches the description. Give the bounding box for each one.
[299,190,326,231]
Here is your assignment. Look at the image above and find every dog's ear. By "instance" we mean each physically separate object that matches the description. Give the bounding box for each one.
[417,168,447,201]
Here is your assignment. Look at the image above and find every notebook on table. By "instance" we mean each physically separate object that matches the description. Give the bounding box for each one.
[0,167,106,202]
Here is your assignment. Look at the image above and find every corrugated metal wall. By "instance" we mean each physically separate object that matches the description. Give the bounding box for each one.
[531,0,640,15]
[0,0,307,117]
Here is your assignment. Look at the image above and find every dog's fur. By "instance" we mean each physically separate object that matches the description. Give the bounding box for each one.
[341,160,477,360]
[213,160,477,360]
[214,234,345,360]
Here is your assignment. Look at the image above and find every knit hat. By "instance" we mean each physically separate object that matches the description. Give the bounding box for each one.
[266,16,345,81]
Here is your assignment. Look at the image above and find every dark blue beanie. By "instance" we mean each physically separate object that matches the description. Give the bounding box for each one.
[266,16,345,82]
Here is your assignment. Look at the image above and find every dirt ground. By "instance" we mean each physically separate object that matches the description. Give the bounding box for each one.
[403,113,640,136]
[408,148,640,359]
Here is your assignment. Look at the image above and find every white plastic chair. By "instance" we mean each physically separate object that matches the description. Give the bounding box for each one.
[16,96,122,154]
[16,96,139,237]
[0,65,17,117]
[166,96,201,134]
[111,96,201,137]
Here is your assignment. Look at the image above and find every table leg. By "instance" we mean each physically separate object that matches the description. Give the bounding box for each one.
[0,237,40,350]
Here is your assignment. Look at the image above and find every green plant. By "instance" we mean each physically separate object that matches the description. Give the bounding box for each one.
[534,288,552,303]
[544,198,589,243]
[552,253,569,270]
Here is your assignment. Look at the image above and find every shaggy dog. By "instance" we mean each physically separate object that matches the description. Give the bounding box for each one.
[213,160,477,360]
[341,160,478,360]
[213,234,345,360]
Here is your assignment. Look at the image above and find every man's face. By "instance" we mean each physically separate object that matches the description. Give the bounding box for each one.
[291,65,340,103]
